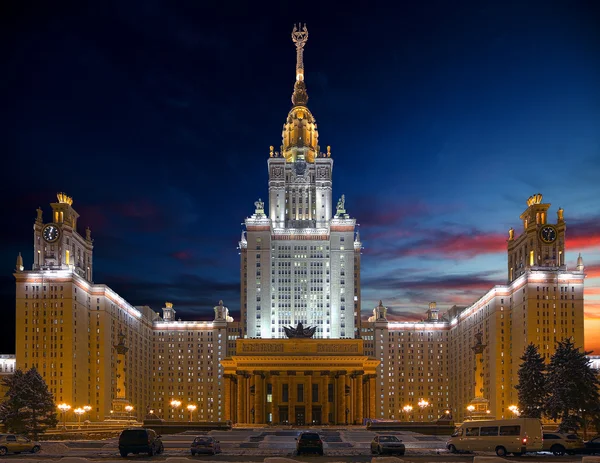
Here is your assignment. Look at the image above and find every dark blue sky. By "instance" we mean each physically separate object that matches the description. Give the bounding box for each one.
[2,1,600,353]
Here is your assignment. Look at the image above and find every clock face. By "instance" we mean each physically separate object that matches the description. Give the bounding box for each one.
[540,225,557,244]
[42,224,60,243]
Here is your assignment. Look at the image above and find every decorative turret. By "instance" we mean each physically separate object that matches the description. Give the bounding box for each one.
[577,253,585,272]
[162,302,175,321]
[15,253,23,272]
[507,193,566,282]
[426,302,439,321]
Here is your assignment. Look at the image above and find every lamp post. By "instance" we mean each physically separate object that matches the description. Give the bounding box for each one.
[170,399,181,421]
[418,399,429,422]
[187,404,197,422]
[57,403,71,430]
[467,405,475,420]
[508,405,520,416]
[74,408,84,429]
[402,405,413,422]
[125,405,134,423]
[83,405,92,426]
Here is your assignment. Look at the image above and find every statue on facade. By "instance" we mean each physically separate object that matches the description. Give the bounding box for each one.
[284,321,317,338]
[337,194,345,211]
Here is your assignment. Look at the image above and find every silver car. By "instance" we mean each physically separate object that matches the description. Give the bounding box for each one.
[371,435,405,455]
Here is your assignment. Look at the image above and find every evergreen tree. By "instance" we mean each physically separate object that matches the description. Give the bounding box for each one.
[0,368,58,438]
[515,343,546,418]
[545,338,600,437]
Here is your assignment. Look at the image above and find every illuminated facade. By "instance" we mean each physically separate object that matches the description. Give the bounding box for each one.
[12,27,586,425]
[239,24,362,340]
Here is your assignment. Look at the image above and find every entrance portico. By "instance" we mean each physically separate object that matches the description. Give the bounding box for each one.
[221,338,379,425]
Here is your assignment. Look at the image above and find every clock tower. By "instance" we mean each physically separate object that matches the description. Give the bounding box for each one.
[33,192,94,281]
[507,193,566,282]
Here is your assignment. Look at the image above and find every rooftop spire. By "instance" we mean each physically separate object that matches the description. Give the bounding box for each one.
[291,23,309,106]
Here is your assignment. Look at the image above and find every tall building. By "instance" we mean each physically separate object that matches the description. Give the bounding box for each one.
[12,27,587,425]
[239,24,362,340]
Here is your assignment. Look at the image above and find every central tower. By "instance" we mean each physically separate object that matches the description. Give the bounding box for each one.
[240,25,362,340]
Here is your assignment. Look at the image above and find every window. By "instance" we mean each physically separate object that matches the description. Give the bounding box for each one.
[500,425,520,436]
[282,384,289,402]
[312,383,318,402]
[297,384,304,402]
[465,427,480,437]
[480,426,499,437]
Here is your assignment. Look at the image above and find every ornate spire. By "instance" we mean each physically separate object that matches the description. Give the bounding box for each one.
[16,252,23,272]
[291,23,309,106]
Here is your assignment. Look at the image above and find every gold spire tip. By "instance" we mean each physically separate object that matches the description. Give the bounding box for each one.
[57,192,73,206]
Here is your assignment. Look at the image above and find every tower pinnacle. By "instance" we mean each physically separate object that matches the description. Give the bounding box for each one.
[291,23,309,106]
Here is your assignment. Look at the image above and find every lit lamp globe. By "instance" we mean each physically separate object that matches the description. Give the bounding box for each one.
[187,404,197,422]
[74,407,85,429]
[170,399,182,421]
[57,403,71,430]
[125,405,134,422]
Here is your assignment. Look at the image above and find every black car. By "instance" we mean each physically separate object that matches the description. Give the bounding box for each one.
[118,428,164,457]
[296,432,324,455]
[584,436,600,454]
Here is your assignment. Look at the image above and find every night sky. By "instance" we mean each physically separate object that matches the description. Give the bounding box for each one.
[2,1,600,354]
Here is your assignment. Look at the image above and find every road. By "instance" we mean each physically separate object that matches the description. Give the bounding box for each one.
[0,428,590,462]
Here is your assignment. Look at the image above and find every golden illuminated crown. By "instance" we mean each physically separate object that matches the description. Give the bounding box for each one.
[57,192,73,206]
[526,193,543,207]
[165,302,173,308]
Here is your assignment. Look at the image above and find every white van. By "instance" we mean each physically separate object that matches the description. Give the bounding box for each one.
[446,418,543,456]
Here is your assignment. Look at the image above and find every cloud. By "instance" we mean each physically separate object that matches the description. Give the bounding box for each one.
[567,217,600,251]
[103,273,239,317]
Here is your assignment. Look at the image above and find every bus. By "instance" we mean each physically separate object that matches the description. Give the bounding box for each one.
[446,418,543,456]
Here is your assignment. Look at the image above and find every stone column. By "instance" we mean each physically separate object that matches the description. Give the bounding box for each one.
[355,373,363,424]
[363,376,369,420]
[254,372,264,424]
[224,375,232,421]
[288,375,295,425]
[271,375,279,424]
[346,375,352,425]
[237,374,245,424]
[369,375,376,420]
[305,374,312,425]
[336,373,345,424]
[323,375,331,425]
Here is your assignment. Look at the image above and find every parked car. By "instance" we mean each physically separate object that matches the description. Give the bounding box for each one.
[371,435,405,455]
[542,432,583,456]
[583,436,600,454]
[0,434,41,456]
[118,428,164,457]
[191,436,221,455]
[296,431,324,455]
[446,418,543,456]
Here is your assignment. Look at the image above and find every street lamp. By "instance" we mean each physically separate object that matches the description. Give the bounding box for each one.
[170,399,181,421]
[125,405,134,423]
[402,405,413,422]
[83,405,92,426]
[467,405,475,419]
[508,405,520,416]
[418,399,429,421]
[57,403,71,430]
[187,404,197,422]
[74,408,84,429]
